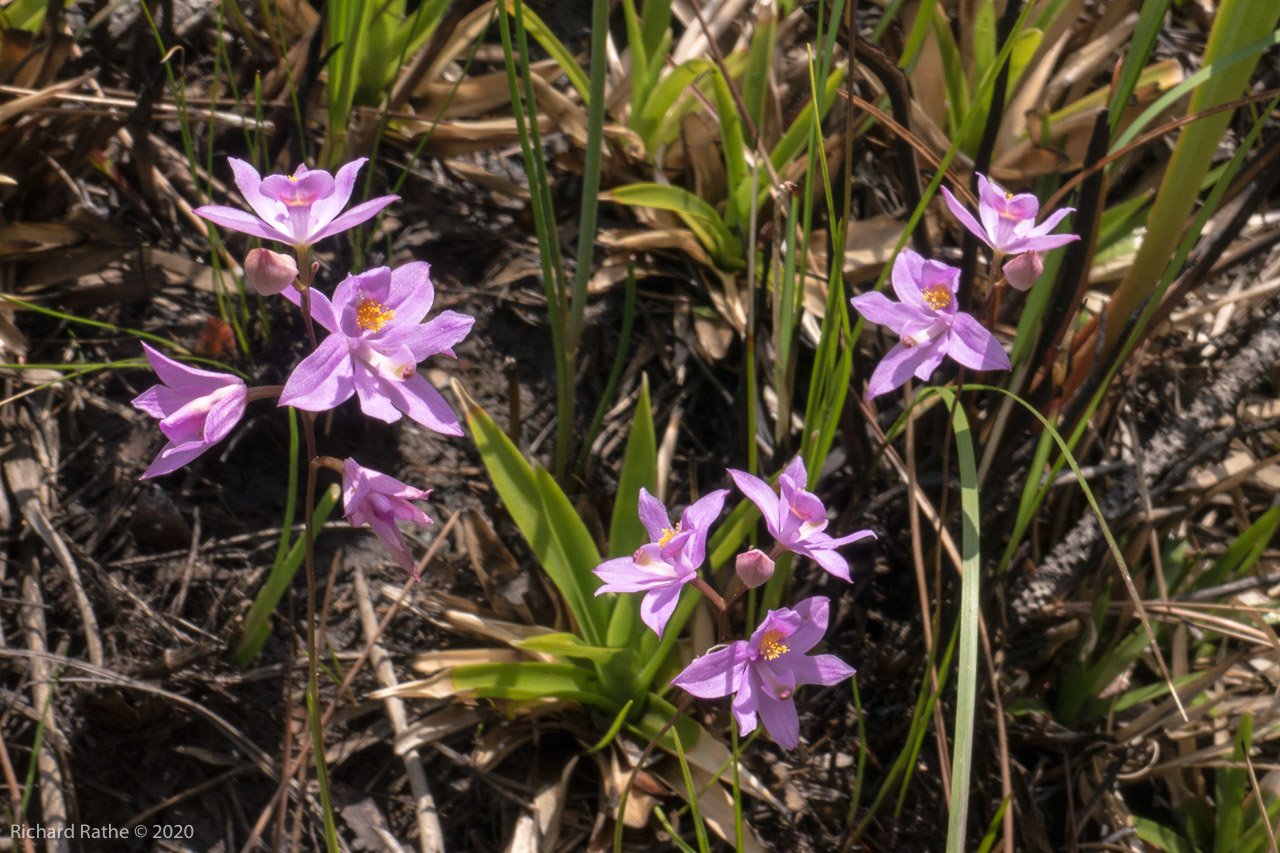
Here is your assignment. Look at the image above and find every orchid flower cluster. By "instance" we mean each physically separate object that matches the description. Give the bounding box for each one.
[595,456,874,750]
[851,173,1078,399]
[131,157,472,578]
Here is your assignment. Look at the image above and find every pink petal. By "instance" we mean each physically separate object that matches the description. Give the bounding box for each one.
[389,311,475,361]
[141,440,210,479]
[141,343,236,391]
[308,158,365,230]
[227,158,289,234]
[941,186,992,249]
[637,487,671,542]
[911,337,950,381]
[778,596,829,653]
[947,313,1010,372]
[352,362,404,423]
[781,455,807,488]
[384,373,463,435]
[280,283,340,334]
[203,387,247,445]
[786,653,855,687]
[384,261,434,324]
[278,336,355,412]
[864,341,934,399]
[755,690,800,750]
[640,582,686,638]
[194,204,291,243]
[803,546,852,582]
[850,291,920,333]
[890,249,929,309]
[731,669,760,736]
[727,468,781,539]
[131,386,169,419]
[310,195,399,243]
[671,642,750,699]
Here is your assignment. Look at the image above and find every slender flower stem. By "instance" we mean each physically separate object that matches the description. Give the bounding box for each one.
[690,576,727,613]
[245,385,284,403]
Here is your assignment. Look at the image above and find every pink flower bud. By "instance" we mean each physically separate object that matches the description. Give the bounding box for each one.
[1002,249,1043,291]
[735,548,775,588]
[244,248,298,296]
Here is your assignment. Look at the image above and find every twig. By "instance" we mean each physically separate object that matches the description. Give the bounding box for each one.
[353,565,446,853]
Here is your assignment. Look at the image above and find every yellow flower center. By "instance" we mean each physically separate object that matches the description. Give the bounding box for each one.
[759,629,789,661]
[357,298,395,332]
[657,523,680,548]
[1005,191,1013,200]
[922,283,951,311]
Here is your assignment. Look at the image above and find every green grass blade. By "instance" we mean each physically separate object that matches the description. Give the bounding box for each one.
[923,388,982,853]
[671,725,712,853]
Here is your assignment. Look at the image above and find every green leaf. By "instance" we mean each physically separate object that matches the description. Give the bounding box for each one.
[1215,713,1252,853]
[512,633,629,664]
[451,661,615,708]
[602,183,744,268]
[1134,817,1200,853]
[461,391,608,645]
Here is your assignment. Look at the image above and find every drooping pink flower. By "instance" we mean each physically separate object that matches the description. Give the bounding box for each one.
[940,173,1079,290]
[850,249,1011,399]
[194,158,397,247]
[671,596,854,750]
[728,456,875,582]
[342,458,433,578]
[278,262,474,434]
[593,487,728,637]
[131,343,247,479]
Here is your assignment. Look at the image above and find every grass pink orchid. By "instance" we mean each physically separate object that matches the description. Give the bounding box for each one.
[728,456,874,582]
[850,249,1010,399]
[592,487,728,637]
[278,262,474,434]
[941,173,1079,290]
[194,158,397,247]
[342,458,432,578]
[671,596,854,750]
[131,343,247,478]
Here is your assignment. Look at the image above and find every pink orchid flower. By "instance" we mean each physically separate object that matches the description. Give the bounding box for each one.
[278,262,474,434]
[671,596,854,750]
[131,343,247,478]
[592,487,728,638]
[342,458,433,578]
[194,158,397,247]
[728,456,875,582]
[940,173,1079,290]
[850,249,1010,399]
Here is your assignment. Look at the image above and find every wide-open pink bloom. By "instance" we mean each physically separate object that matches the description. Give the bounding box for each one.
[342,458,433,578]
[194,158,397,247]
[278,262,474,434]
[131,343,247,478]
[850,249,1010,399]
[593,487,728,637]
[941,173,1079,290]
[728,456,874,582]
[671,596,854,750]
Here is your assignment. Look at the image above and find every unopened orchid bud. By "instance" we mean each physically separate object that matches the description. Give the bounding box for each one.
[244,248,299,296]
[1003,249,1043,291]
[735,548,775,589]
